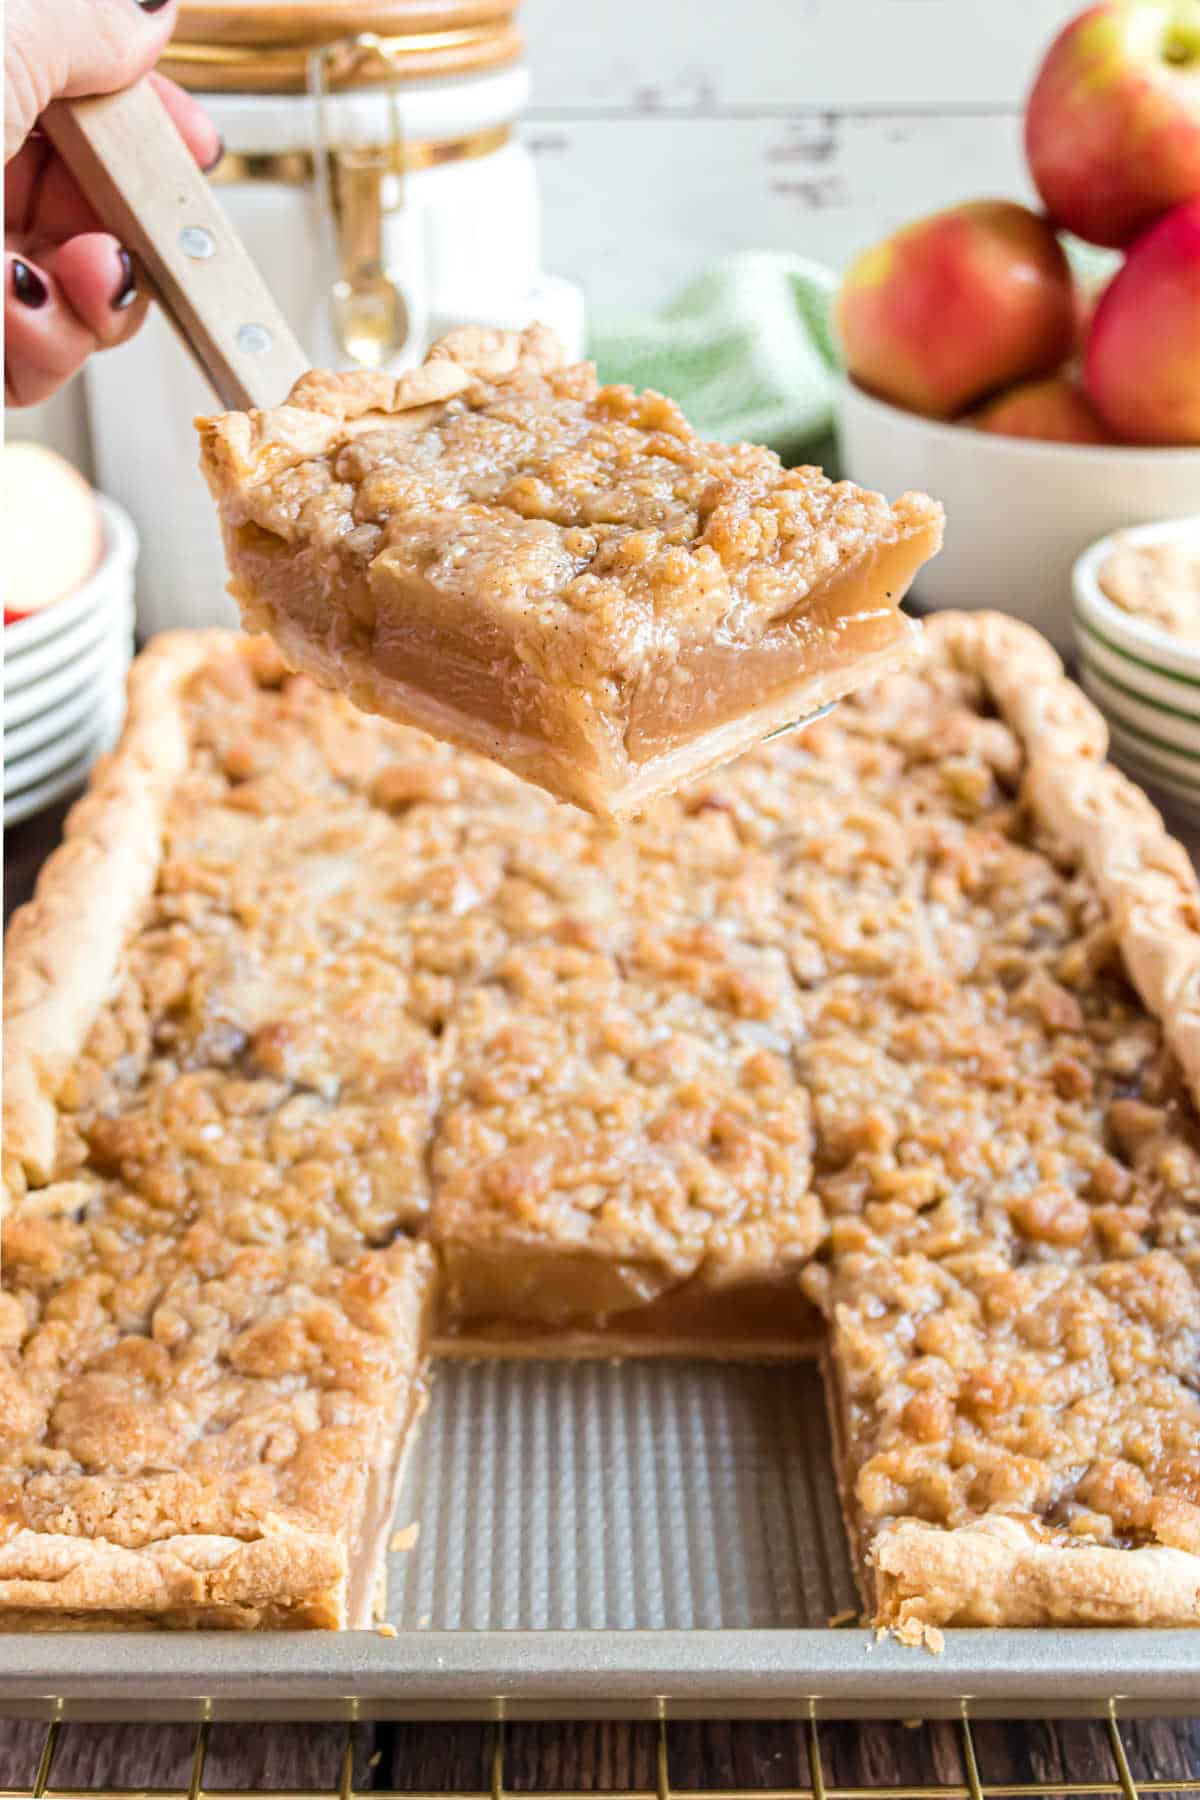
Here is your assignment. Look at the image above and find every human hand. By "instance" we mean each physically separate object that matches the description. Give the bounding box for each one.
[5,0,221,406]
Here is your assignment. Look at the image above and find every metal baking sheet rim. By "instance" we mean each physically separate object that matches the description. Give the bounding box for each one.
[1,1630,1197,1722]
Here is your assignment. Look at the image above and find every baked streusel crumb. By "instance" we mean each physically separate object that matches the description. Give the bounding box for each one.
[3,614,1198,1629]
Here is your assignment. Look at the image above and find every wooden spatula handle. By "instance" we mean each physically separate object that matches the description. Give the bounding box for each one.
[42,81,309,412]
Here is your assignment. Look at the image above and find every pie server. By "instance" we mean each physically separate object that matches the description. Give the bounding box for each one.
[42,82,309,411]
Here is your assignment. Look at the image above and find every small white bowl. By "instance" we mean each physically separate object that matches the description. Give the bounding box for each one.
[3,686,124,829]
[4,495,137,656]
[1071,515,1200,821]
[837,377,1200,653]
[1072,516,1200,669]
[4,635,132,762]
[3,603,133,729]
[4,587,130,693]
[5,698,122,797]
[3,494,137,826]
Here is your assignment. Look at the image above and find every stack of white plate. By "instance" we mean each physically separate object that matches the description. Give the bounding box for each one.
[1072,515,1200,825]
[4,496,137,828]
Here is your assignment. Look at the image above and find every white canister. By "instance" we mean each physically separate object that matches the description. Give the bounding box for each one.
[85,3,585,634]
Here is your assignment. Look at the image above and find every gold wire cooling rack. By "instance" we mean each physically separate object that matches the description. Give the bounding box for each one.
[3,1710,1197,1800]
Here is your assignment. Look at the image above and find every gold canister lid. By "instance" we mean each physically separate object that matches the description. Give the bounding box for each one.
[163,2,522,92]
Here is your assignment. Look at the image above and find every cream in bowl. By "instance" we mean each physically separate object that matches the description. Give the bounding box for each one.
[1095,529,1200,643]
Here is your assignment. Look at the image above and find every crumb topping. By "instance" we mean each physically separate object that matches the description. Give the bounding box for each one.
[3,632,1198,1596]
[213,361,936,686]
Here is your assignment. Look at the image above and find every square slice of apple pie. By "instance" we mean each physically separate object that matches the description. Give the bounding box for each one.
[198,326,942,815]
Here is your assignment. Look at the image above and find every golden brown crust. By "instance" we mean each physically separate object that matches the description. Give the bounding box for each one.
[917,608,1108,765]
[193,327,565,491]
[918,611,1200,1114]
[874,1516,1200,1629]
[285,323,569,422]
[3,632,232,1186]
[1026,754,1200,1117]
[3,635,440,1630]
[865,611,1200,1628]
[0,1523,346,1630]
[422,322,569,386]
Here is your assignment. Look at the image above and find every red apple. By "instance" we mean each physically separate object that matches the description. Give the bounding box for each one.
[1084,198,1200,442]
[3,444,103,623]
[966,375,1115,443]
[837,201,1076,419]
[1025,1,1200,249]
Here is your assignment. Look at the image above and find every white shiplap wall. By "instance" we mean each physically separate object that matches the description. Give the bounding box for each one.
[13,1,1077,460]
[520,0,1079,311]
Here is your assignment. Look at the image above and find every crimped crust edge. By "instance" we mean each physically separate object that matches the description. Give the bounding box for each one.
[3,631,234,1188]
[873,1516,1200,1630]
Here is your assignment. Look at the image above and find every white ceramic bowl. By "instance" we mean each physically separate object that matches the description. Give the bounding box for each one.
[5,590,130,698]
[3,495,137,827]
[4,495,137,657]
[1071,515,1200,822]
[3,612,132,731]
[837,377,1200,653]
[3,686,125,829]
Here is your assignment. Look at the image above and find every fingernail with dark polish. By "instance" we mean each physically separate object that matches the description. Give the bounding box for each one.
[111,250,138,310]
[11,260,48,308]
[202,136,226,175]
[136,0,172,11]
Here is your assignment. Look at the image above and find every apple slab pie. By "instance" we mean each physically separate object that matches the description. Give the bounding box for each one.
[3,613,1199,1633]
[197,326,943,816]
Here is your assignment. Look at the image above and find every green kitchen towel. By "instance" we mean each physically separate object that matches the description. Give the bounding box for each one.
[589,250,841,467]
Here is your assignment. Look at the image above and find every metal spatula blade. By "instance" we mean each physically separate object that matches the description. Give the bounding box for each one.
[761,702,836,743]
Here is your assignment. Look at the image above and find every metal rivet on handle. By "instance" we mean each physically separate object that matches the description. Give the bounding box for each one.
[179,226,215,259]
[236,323,274,355]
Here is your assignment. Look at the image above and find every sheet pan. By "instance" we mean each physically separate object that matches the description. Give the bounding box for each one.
[1,1361,1195,1720]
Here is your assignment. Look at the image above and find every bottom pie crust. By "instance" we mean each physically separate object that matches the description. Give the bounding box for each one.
[346,1382,430,1632]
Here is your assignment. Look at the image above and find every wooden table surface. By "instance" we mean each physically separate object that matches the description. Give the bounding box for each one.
[3,802,1198,1798]
[0,1713,1198,1797]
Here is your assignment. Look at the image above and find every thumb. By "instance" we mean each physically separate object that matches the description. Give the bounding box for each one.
[6,0,177,161]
